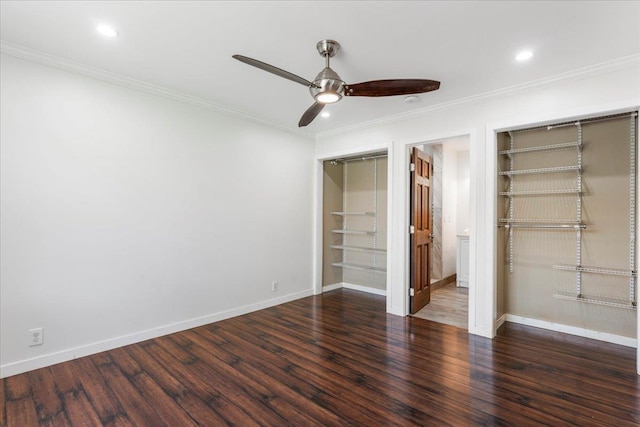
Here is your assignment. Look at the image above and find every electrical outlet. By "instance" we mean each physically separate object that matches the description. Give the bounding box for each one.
[272,281,278,292]
[29,327,44,347]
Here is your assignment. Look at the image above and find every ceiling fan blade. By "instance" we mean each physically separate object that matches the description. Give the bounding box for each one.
[232,55,313,87]
[345,79,440,97]
[298,103,325,127]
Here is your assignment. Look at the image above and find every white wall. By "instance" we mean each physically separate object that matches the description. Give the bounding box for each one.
[315,58,640,351]
[0,54,315,377]
[424,141,469,280]
[441,143,458,278]
[456,150,470,235]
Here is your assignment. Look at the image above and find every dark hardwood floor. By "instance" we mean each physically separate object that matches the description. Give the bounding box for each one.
[1,288,639,426]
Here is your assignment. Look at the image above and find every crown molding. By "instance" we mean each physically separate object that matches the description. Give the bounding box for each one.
[0,41,313,139]
[316,54,640,140]
[2,41,637,142]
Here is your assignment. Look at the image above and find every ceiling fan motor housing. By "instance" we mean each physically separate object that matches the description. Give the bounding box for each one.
[310,67,345,103]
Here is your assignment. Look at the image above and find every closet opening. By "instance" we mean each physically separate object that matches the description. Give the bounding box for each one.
[495,111,638,346]
[409,137,471,330]
[321,151,388,298]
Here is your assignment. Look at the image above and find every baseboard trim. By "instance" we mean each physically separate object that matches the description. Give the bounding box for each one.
[343,282,387,296]
[505,314,637,348]
[0,289,314,378]
[431,274,456,291]
[323,282,387,297]
[322,283,343,292]
[496,314,507,329]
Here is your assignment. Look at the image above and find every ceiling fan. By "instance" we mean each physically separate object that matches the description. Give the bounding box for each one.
[233,40,440,127]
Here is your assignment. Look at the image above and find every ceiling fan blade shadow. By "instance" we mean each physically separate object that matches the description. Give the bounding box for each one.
[232,55,313,87]
[298,103,325,127]
[345,79,440,97]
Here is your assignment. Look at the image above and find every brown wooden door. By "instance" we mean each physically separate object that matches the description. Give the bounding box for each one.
[410,146,433,314]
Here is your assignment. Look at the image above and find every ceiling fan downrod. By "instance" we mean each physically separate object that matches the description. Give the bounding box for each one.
[310,39,345,104]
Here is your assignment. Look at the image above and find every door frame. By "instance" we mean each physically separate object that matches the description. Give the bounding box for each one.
[312,133,479,330]
[404,138,473,322]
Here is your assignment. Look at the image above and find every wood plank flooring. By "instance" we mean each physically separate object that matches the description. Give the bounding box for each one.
[1,288,639,426]
[413,282,469,329]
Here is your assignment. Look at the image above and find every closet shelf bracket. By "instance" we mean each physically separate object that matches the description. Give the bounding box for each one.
[331,245,386,254]
[553,264,637,277]
[331,211,375,216]
[332,229,375,236]
[499,189,581,197]
[553,291,637,310]
[332,262,386,273]
[499,165,581,176]
[499,141,580,156]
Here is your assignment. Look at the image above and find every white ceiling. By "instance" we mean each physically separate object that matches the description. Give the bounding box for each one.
[1,1,639,135]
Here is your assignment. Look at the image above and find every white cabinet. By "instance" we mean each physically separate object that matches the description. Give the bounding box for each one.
[456,235,469,288]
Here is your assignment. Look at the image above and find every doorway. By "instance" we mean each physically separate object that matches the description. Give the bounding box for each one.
[320,151,389,297]
[410,137,471,329]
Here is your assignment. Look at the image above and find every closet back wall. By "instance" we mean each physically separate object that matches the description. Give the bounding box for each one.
[342,159,387,291]
[0,54,315,377]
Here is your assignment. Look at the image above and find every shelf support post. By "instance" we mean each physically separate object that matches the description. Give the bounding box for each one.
[373,158,378,271]
[576,122,583,297]
[508,131,515,273]
[342,161,348,267]
[630,113,637,306]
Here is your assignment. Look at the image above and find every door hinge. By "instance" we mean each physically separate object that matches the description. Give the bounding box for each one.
[410,225,415,234]
[410,163,415,172]
[409,288,415,297]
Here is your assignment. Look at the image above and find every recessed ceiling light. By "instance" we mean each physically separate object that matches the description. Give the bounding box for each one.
[516,50,533,62]
[404,95,419,103]
[321,111,330,118]
[96,24,118,38]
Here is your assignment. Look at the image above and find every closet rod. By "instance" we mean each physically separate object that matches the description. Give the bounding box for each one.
[329,153,388,163]
[512,111,637,133]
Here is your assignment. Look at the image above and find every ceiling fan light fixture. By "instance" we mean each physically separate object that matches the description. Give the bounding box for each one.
[316,92,341,104]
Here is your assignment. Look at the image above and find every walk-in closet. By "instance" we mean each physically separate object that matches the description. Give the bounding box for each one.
[322,153,387,295]
[497,112,638,342]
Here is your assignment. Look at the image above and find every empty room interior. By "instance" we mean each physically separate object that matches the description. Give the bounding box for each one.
[1,1,639,425]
